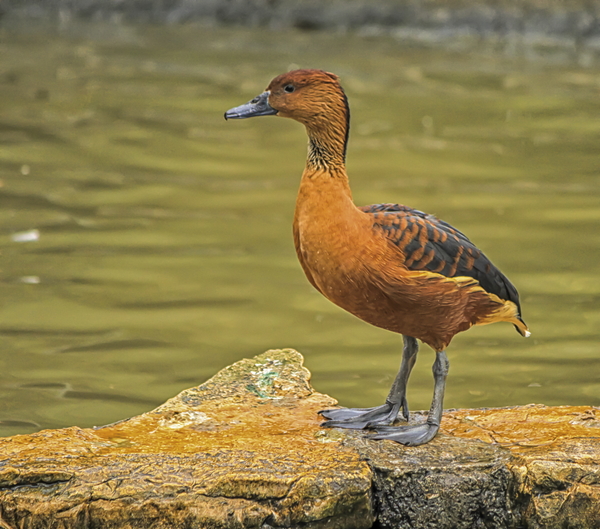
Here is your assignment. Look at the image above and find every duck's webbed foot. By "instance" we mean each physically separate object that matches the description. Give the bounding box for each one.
[370,349,449,446]
[319,399,407,430]
[319,335,419,431]
[369,420,439,446]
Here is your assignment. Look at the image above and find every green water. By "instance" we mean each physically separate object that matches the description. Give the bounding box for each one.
[1,23,599,437]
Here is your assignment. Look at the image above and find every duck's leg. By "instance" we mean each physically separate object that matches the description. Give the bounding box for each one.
[369,349,449,446]
[319,336,418,429]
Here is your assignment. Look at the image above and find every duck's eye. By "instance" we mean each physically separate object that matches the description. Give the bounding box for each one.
[283,84,295,93]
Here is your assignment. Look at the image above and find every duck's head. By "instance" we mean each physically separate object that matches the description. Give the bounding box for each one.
[225,69,350,167]
[224,69,348,128]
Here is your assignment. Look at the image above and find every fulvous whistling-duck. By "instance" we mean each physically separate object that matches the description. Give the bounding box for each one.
[225,69,529,446]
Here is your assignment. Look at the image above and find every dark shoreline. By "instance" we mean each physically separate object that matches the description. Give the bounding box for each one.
[3,0,600,50]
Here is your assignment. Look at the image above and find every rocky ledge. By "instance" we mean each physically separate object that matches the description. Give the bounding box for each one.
[1,349,599,528]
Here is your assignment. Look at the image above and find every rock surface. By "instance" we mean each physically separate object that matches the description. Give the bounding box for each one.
[353,405,600,528]
[1,349,599,529]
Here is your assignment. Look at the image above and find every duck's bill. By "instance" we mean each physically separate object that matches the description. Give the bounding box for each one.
[224,91,277,120]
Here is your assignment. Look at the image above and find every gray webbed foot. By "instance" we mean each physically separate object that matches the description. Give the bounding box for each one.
[319,399,408,430]
[369,421,440,446]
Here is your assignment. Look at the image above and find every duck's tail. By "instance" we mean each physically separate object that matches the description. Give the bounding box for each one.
[472,291,531,338]
[514,316,531,338]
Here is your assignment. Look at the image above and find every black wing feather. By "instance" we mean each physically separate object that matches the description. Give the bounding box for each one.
[360,203,522,313]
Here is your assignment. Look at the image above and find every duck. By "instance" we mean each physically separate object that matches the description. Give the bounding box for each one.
[225,69,529,446]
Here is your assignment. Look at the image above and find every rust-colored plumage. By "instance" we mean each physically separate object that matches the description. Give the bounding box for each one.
[225,69,529,446]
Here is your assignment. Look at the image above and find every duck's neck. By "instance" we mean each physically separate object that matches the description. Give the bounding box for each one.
[298,150,354,210]
[304,93,350,172]
[300,124,352,211]
[306,129,347,170]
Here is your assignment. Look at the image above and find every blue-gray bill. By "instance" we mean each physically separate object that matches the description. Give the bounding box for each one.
[224,91,277,120]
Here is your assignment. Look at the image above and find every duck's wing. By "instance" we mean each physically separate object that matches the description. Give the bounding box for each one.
[360,203,522,311]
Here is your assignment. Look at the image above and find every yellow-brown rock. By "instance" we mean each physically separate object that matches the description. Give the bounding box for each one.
[443,406,600,528]
[346,405,600,528]
[0,350,373,529]
[0,349,599,529]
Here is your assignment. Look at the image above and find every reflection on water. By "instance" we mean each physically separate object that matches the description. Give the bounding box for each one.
[0,23,599,437]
